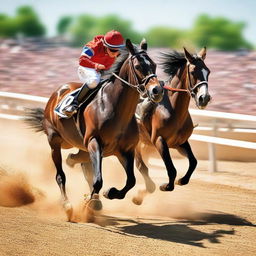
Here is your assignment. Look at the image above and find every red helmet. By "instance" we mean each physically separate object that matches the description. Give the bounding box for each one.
[103,30,125,49]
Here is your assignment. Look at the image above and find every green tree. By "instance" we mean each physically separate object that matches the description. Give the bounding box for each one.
[69,14,98,46]
[15,6,46,37]
[67,14,142,47]
[144,26,188,49]
[0,14,17,37]
[91,15,142,44]
[57,16,73,35]
[0,6,45,38]
[191,14,252,50]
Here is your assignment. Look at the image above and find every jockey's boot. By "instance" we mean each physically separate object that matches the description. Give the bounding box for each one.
[55,83,90,118]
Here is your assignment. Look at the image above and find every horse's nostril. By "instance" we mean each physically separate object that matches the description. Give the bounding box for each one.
[152,87,158,95]
[199,95,204,104]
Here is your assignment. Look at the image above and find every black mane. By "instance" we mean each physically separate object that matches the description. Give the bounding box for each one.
[160,51,187,77]
[102,49,129,81]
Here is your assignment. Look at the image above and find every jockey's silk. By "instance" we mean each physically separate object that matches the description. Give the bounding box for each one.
[79,35,117,70]
[81,47,94,57]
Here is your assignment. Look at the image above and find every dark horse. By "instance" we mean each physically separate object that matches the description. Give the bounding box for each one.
[25,39,164,220]
[133,47,211,204]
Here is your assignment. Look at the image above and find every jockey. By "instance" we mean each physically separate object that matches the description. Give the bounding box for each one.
[55,30,125,118]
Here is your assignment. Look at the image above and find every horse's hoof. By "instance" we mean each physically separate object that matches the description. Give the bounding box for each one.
[132,196,143,205]
[63,201,73,221]
[103,187,119,200]
[66,154,75,167]
[159,183,174,191]
[177,178,189,186]
[146,181,156,194]
[86,194,102,211]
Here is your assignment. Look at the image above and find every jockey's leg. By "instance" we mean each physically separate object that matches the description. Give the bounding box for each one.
[55,67,101,118]
[77,66,101,101]
[60,83,90,116]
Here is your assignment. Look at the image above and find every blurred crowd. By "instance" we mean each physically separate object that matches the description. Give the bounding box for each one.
[0,39,256,116]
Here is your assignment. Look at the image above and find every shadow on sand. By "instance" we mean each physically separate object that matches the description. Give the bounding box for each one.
[99,211,255,247]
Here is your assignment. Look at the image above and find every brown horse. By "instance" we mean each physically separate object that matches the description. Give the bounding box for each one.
[25,39,164,220]
[133,47,211,204]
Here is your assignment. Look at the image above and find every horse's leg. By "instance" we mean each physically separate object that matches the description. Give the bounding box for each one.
[66,149,89,167]
[176,140,197,185]
[104,151,136,200]
[135,144,156,193]
[132,144,156,205]
[48,132,73,221]
[155,136,177,191]
[81,162,102,219]
[81,162,93,193]
[87,138,103,197]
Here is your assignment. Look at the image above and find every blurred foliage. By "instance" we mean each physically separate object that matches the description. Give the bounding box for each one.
[145,26,188,49]
[57,16,73,35]
[66,14,141,46]
[60,13,253,50]
[0,14,17,37]
[191,14,253,50]
[0,6,45,38]
[0,5,254,51]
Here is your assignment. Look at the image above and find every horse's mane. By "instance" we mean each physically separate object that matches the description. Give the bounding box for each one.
[160,51,187,77]
[102,49,129,81]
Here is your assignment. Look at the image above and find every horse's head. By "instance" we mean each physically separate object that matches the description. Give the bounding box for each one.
[184,47,211,109]
[124,39,163,103]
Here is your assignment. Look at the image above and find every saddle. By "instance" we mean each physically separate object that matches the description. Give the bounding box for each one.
[55,79,109,119]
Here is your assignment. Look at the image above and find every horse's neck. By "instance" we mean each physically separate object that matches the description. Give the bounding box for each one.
[169,65,190,115]
[106,69,140,123]
[116,83,139,120]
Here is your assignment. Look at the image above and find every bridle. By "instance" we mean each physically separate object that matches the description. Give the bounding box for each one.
[186,63,209,97]
[112,51,157,96]
[164,61,209,97]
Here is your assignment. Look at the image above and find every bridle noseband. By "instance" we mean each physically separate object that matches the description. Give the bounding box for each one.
[164,62,209,96]
[187,63,208,97]
[112,51,157,96]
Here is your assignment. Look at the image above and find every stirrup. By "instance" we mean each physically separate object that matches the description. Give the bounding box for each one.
[63,104,78,116]
[54,89,80,118]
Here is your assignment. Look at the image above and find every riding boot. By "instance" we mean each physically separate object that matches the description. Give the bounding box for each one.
[55,83,90,118]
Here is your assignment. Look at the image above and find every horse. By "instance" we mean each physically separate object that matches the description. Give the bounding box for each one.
[133,47,211,204]
[25,39,164,221]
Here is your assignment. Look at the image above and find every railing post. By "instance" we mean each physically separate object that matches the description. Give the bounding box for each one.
[208,119,218,172]
[208,142,217,172]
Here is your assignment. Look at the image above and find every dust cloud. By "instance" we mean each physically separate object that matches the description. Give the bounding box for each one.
[0,119,200,224]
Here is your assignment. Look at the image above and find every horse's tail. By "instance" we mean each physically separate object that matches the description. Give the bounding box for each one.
[23,108,45,133]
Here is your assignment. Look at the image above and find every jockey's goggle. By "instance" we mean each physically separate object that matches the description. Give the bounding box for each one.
[108,48,119,53]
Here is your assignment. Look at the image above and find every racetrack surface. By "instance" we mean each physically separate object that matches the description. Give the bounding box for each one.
[0,119,256,256]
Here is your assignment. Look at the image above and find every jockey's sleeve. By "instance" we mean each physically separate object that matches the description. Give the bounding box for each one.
[79,46,98,69]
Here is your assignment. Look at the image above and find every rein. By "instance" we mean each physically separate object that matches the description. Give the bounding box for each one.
[163,85,189,93]
[112,72,156,92]
[111,52,157,96]
[164,63,208,97]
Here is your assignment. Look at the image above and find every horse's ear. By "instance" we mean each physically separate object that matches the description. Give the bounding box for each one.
[198,46,207,60]
[183,47,194,63]
[140,38,147,51]
[126,39,136,55]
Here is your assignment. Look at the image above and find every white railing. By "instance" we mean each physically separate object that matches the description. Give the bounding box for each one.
[190,108,256,130]
[0,91,48,115]
[0,91,255,172]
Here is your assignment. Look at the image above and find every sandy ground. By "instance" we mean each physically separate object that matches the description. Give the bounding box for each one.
[0,119,255,256]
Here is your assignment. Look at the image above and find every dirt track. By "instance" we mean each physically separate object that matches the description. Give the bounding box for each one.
[0,119,256,256]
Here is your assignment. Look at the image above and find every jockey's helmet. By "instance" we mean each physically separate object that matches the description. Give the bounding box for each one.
[103,30,125,49]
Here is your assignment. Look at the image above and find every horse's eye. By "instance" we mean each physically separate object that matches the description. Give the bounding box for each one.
[135,65,140,70]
